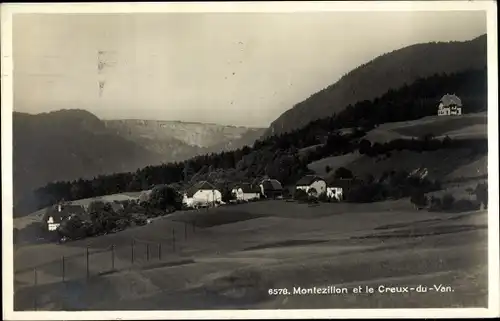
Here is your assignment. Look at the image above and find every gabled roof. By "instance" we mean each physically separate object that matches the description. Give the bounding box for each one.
[296,175,325,186]
[260,179,283,191]
[440,94,462,107]
[185,180,218,197]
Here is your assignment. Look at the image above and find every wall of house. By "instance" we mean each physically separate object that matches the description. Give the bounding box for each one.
[192,189,222,206]
[438,105,462,116]
[242,193,260,201]
[232,188,260,201]
[327,187,343,200]
[296,180,327,195]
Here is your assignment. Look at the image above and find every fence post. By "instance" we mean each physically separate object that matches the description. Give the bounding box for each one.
[34,268,38,311]
[146,243,150,261]
[86,246,89,279]
[111,245,115,270]
[172,229,176,252]
[131,239,135,264]
[62,256,65,282]
[158,243,162,260]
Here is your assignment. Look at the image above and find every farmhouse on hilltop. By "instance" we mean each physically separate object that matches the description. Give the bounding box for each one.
[259,178,283,199]
[231,183,261,202]
[43,204,86,232]
[438,94,462,116]
[295,175,327,197]
[182,181,222,208]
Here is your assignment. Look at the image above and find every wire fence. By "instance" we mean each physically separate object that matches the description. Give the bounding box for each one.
[15,221,197,311]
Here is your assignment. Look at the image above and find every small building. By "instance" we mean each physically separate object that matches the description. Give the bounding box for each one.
[438,94,462,116]
[326,187,343,201]
[326,178,362,201]
[295,175,327,197]
[43,204,86,232]
[231,183,261,202]
[183,181,222,208]
[259,178,284,199]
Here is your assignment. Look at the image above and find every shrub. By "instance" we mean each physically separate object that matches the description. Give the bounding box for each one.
[346,183,386,203]
[474,182,488,209]
[294,188,308,201]
[441,193,455,210]
[452,199,481,212]
[318,192,329,202]
[410,190,428,209]
[308,187,319,199]
[325,165,332,173]
[148,184,183,211]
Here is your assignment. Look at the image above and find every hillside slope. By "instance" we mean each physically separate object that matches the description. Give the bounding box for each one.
[13,110,164,214]
[266,34,487,136]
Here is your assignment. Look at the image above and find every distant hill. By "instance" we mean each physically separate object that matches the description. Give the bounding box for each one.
[265,34,487,136]
[104,119,265,159]
[13,110,166,213]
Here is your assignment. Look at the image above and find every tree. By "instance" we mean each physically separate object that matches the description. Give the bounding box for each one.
[441,193,455,210]
[474,182,488,209]
[148,185,182,211]
[325,165,332,173]
[334,167,353,179]
[294,188,308,201]
[410,190,428,209]
[358,139,372,155]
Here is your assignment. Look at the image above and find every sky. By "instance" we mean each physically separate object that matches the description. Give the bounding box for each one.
[12,11,486,127]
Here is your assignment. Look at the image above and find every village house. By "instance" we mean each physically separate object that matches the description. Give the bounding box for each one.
[259,178,284,199]
[231,183,261,202]
[295,175,327,197]
[182,181,223,208]
[43,203,86,232]
[437,94,462,116]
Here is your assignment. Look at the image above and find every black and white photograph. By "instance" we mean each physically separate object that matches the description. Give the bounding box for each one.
[2,1,499,319]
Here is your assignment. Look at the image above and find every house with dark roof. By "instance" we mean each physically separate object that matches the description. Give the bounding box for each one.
[182,181,222,208]
[231,183,261,202]
[259,178,283,199]
[295,175,327,197]
[43,204,86,232]
[438,94,462,116]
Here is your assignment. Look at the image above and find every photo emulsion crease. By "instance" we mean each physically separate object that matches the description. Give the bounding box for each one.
[2,2,499,319]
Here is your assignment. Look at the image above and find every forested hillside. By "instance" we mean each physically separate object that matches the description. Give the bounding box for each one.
[266,34,487,136]
[15,67,487,216]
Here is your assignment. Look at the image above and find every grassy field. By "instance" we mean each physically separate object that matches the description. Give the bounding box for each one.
[13,198,487,310]
[376,112,487,140]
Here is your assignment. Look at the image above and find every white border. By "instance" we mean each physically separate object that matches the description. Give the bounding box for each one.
[2,1,498,320]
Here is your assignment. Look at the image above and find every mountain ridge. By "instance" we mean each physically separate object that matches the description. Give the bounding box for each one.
[265,34,487,136]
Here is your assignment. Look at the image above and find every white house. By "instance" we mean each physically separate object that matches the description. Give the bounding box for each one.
[438,94,462,116]
[183,181,222,208]
[326,187,343,201]
[231,183,261,202]
[295,175,327,197]
[44,203,86,232]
